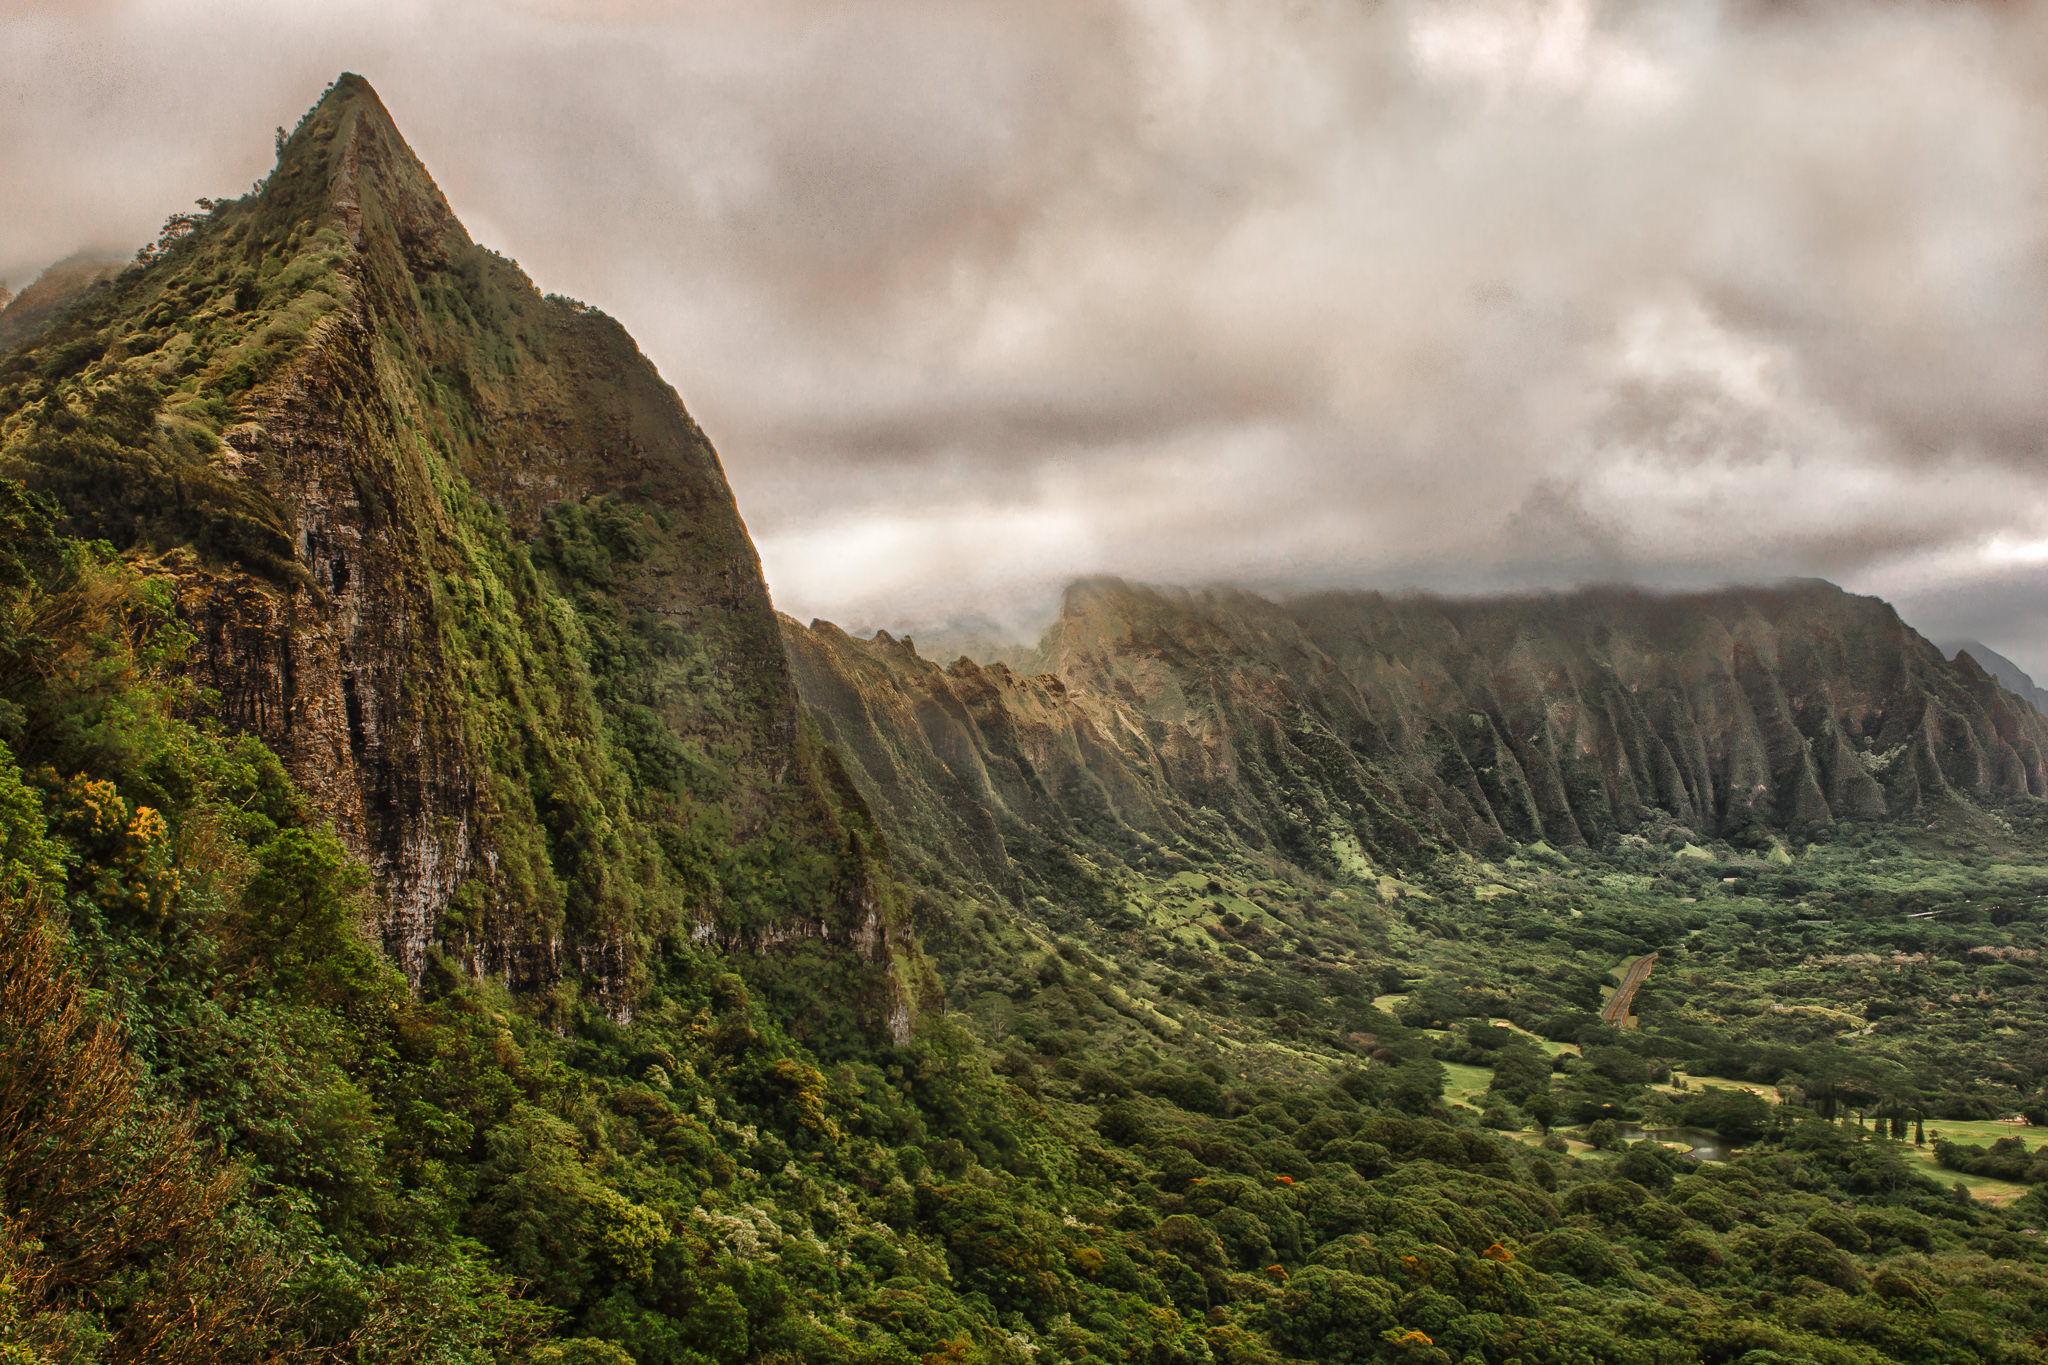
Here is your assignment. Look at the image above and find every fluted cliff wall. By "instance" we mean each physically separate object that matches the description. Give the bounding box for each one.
[786,578,2048,909]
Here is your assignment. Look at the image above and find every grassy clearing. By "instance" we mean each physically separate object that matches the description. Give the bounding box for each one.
[1908,1118,2048,1204]
[1440,1060,1494,1111]
[1899,1147,2036,1205]
[1920,1118,2048,1147]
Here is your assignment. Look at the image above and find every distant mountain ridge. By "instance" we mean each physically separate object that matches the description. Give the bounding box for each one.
[786,577,2048,916]
[0,254,123,352]
[1940,638,2048,718]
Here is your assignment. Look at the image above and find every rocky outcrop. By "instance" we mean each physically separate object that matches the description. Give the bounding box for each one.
[786,578,2048,906]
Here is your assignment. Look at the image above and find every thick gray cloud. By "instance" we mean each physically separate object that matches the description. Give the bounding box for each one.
[5,0,2048,671]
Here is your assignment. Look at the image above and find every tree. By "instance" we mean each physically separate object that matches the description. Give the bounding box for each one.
[233,825,368,988]
[1487,1046,1552,1105]
[1679,1088,1774,1148]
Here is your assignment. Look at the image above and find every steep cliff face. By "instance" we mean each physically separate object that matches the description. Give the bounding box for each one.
[1277,582,2048,843]
[786,578,2048,911]
[0,76,930,1029]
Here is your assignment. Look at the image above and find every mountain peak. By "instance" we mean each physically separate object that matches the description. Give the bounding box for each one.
[323,70,377,103]
[1940,639,2048,717]
[285,72,404,158]
[268,73,469,265]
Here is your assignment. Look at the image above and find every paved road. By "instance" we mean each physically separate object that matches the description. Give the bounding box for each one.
[1602,952,1659,1026]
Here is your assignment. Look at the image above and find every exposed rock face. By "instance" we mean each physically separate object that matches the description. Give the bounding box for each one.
[787,578,2048,900]
[0,76,931,1031]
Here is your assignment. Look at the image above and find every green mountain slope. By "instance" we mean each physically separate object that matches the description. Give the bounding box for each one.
[0,75,929,1029]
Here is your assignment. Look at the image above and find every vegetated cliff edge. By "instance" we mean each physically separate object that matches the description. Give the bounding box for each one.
[0,75,931,1031]
[786,577,2048,909]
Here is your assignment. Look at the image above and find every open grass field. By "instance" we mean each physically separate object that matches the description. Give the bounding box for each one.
[1390,1026,2039,1208]
[1907,1119,2048,1205]
[1920,1118,2048,1147]
[1439,1060,1494,1110]
[1912,1156,2035,1205]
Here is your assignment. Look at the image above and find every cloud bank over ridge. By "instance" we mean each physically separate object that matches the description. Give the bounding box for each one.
[5,0,2048,666]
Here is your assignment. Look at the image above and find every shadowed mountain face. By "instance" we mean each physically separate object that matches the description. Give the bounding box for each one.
[787,577,2048,908]
[0,76,928,1030]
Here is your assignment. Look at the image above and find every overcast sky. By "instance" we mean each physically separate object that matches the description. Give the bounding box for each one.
[6,0,2048,671]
